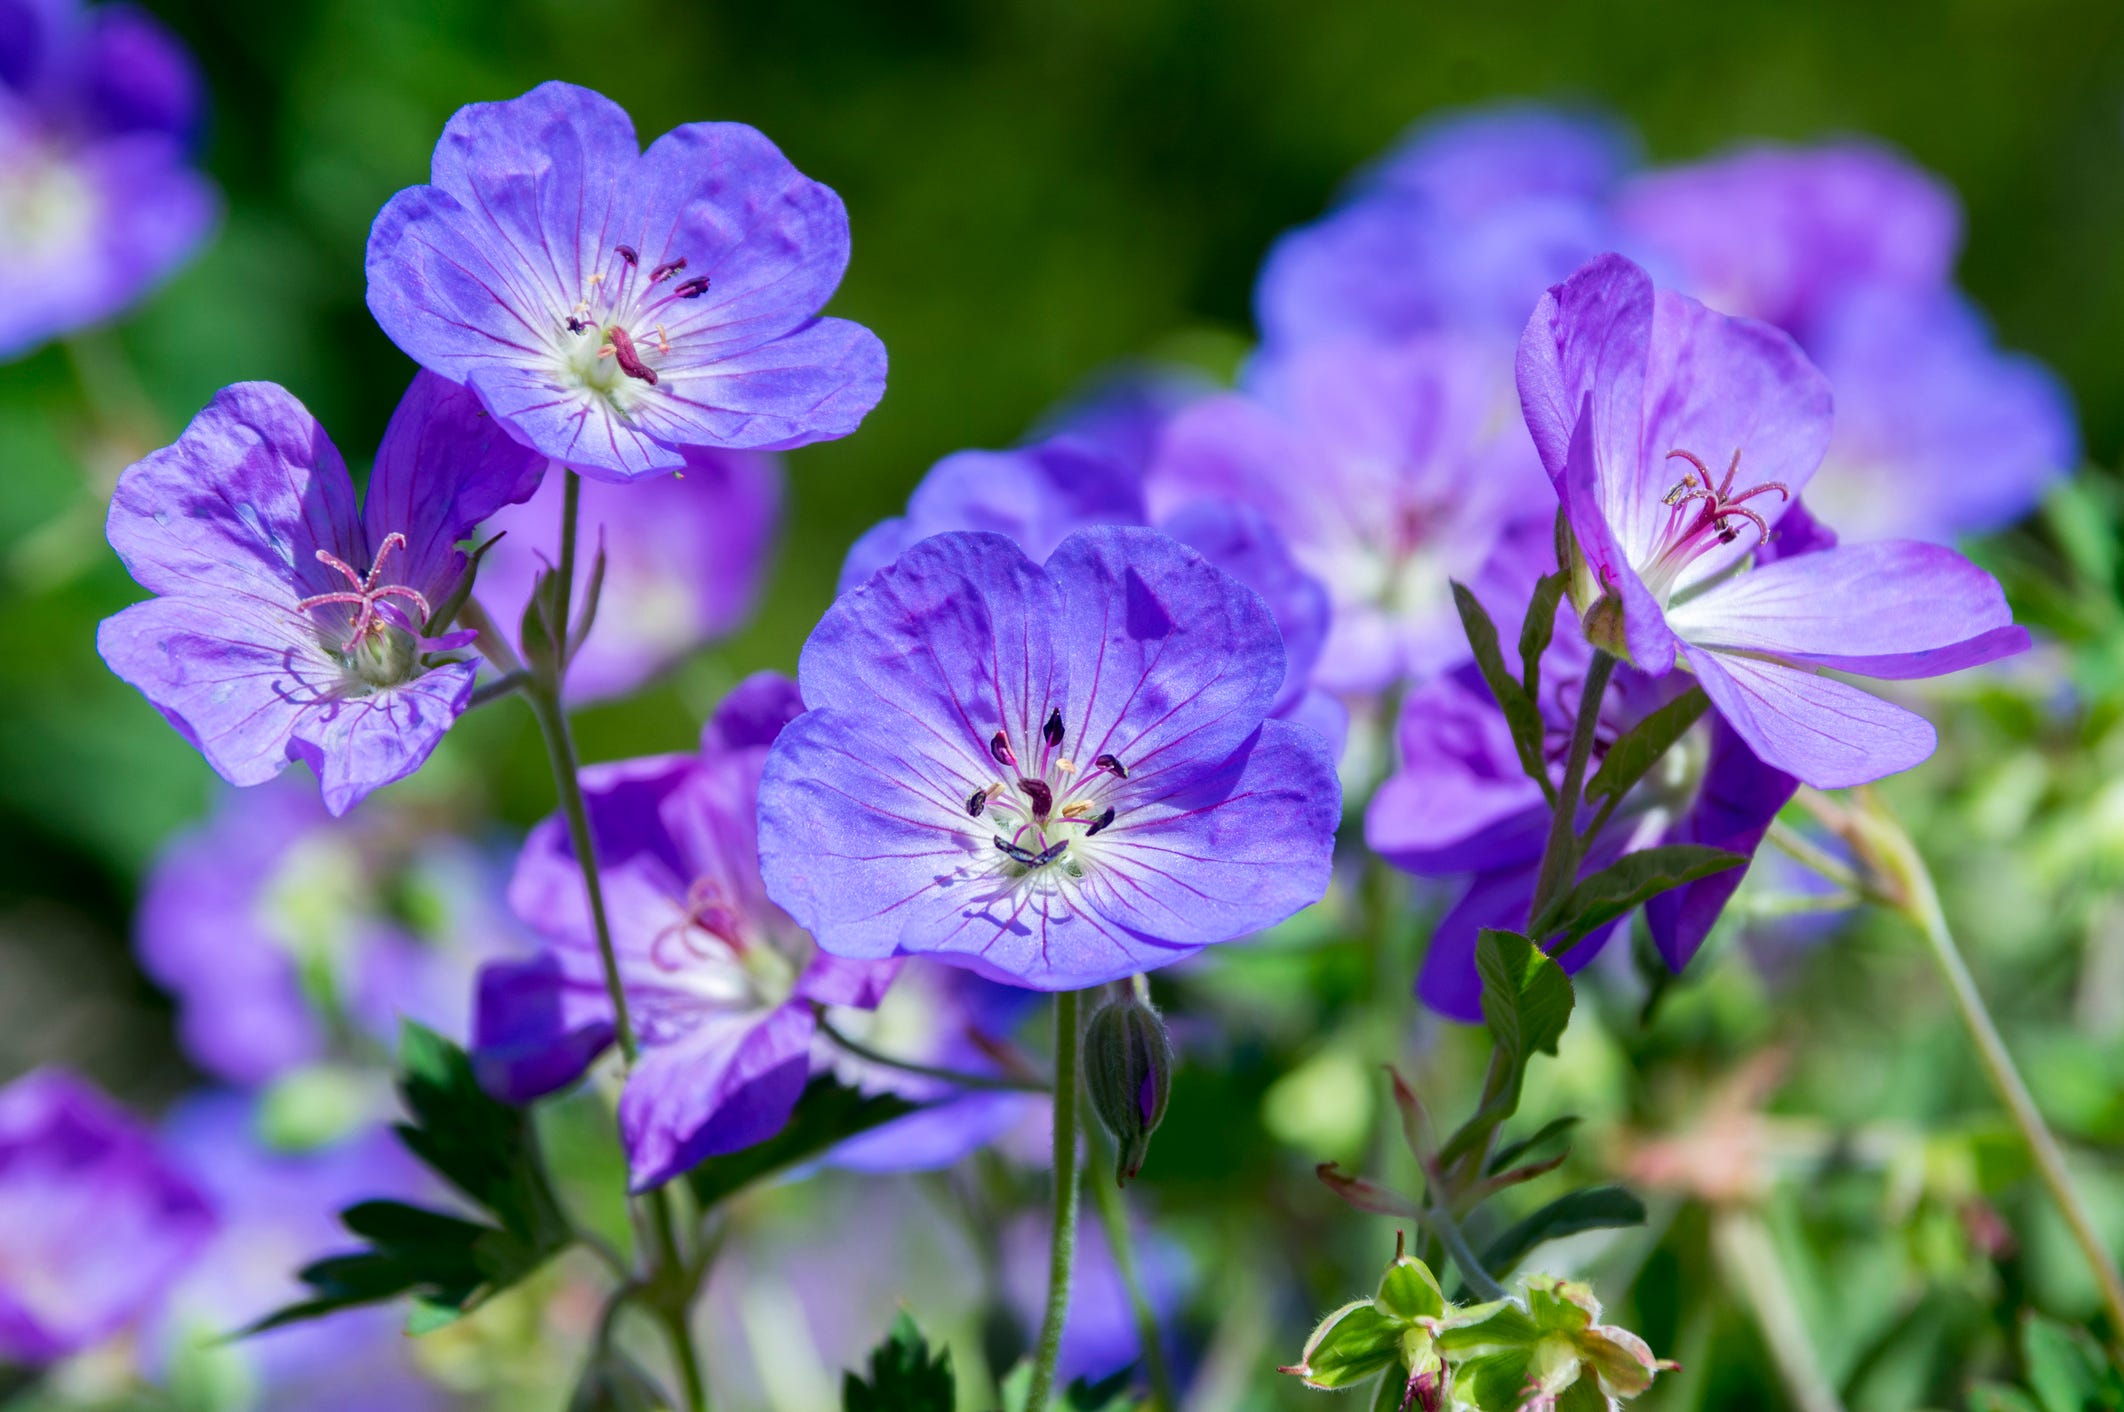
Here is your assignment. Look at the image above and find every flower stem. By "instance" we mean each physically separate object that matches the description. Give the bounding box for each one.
[1528,650,1617,928]
[1026,989,1084,1410]
[1709,1207,1847,1412]
[1850,797,2124,1345]
[815,1011,1050,1093]
[1086,1136,1176,1410]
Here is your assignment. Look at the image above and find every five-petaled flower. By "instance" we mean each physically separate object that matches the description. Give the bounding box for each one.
[472,673,901,1191]
[758,526,1342,991]
[97,374,544,815]
[1517,252,2029,788]
[366,81,886,482]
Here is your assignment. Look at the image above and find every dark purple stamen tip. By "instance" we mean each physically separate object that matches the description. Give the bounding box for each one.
[1033,839,1070,867]
[1019,778,1053,821]
[673,275,711,299]
[649,256,687,282]
[1043,707,1065,749]
[995,836,1038,866]
[1095,753,1128,779]
[990,731,1016,767]
[1084,806,1117,837]
[608,326,658,385]
[967,788,987,818]
[614,243,639,266]
[566,315,590,334]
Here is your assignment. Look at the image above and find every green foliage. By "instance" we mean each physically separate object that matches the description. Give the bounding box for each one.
[1437,930,1574,1168]
[1582,688,1709,806]
[844,1312,954,1412]
[1518,571,1571,705]
[1539,845,1746,943]
[1478,1185,1648,1280]
[1452,581,1556,804]
[1968,1313,2124,1412]
[685,1075,919,1210]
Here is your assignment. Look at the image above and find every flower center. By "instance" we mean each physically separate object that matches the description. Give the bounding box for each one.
[0,146,95,263]
[971,707,1129,880]
[296,532,432,687]
[551,243,712,413]
[1640,449,1789,603]
[646,876,799,1011]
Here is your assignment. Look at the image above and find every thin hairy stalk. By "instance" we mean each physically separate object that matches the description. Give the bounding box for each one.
[1426,1198,1508,1303]
[816,1011,1050,1093]
[1087,1135,1177,1409]
[468,669,531,708]
[1026,990,1084,1409]
[1528,650,1618,926]
[1850,798,2124,1346]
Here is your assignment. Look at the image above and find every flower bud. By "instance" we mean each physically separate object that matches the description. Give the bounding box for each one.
[1083,992,1174,1186]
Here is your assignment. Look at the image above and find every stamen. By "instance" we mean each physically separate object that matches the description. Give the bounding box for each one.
[1031,839,1069,866]
[672,276,710,299]
[995,836,1039,866]
[1055,757,1078,774]
[1084,806,1117,837]
[607,326,658,385]
[967,788,987,818]
[613,244,639,266]
[1018,778,1053,821]
[649,256,686,282]
[1043,707,1065,750]
[990,731,1016,768]
[1094,753,1128,779]
[295,532,431,651]
[565,315,591,334]
[1061,801,1094,819]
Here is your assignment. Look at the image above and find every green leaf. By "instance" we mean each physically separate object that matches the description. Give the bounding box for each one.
[1518,571,1570,704]
[1486,1116,1580,1177]
[1065,1366,1138,1409]
[2021,1312,2124,1412]
[1479,1185,1648,1280]
[1452,581,1554,802]
[843,1310,955,1412]
[1375,1255,1447,1322]
[1544,846,1746,942]
[688,1075,919,1210]
[1582,688,1708,805]
[1290,1300,1403,1389]
[1437,931,1575,1168]
[1969,1388,2046,1412]
[395,1023,570,1249]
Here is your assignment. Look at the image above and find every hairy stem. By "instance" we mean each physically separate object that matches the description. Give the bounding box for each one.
[1087,1136,1176,1409]
[1528,650,1617,928]
[816,1011,1050,1093]
[1027,990,1084,1410]
[1851,797,2124,1346]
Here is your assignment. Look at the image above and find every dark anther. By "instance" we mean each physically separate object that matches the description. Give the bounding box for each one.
[995,836,1039,866]
[1032,839,1070,867]
[673,275,711,299]
[649,256,687,282]
[990,731,1016,767]
[967,788,988,818]
[1094,753,1128,779]
[1018,778,1053,821]
[1043,707,1065,750]
[613,243,639,266]
[1084,806,1117,837]
[565,315,591,334]
[607,326,658,385]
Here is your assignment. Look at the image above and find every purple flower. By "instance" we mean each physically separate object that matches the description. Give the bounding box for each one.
[0,1069,215,1364]
[136,778,533,1086]
[366,81,885,483]
[1147,335,1544,694]
[479,446,783,700]
[1359,102,1634,216]
[154,1095,446,1411]
[1002,1205,1189,1385]
[0,0,217,357]
[1368,620,1795,1019]
[1518,253,2028,788]
[473,672,900,1191]
[97,373,545,815]
[758,526,1341,991]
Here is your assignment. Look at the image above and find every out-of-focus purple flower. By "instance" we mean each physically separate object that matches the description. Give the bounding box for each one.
[1025,362,1217,475]
[760,527,1341,991]
[1619,143,2075,542]
[366,81,885,483]
[0,1070,214,1364]
[841,435,1341,747]
[97,374,545,815]
[473,673,900,1191]
[1003,1205,1189,1386]
[1147,335,1543,695]
[1367,619,1796,1020]
[1519,253,2028,788]
[0,0,217,358]
[479,447,783,701]
[1615,142,1960,340]
[1358,101,1635,216]
[155,1094,445,1411]
[136,778,533,1087]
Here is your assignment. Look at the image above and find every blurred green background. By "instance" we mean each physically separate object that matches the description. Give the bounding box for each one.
[5,2,2124,1402]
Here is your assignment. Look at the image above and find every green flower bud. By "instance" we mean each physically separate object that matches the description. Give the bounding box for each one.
[1083,992,1174,1186]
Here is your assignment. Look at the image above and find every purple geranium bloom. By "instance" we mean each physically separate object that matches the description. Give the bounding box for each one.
[473,672,899,1191]
[0,0,217,358]
[1147,335,1544,694]
[0,1069,215,1364]
[98,373,545,815]
[479,445,783,700]
[1359,101,1634,216]
[155,1095,446,1412]
[1518,253,2029,788]
[366,81,885,482]
[136,778,532,1086]
[758,526,1341,991]
[1369,612,1797,1020]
